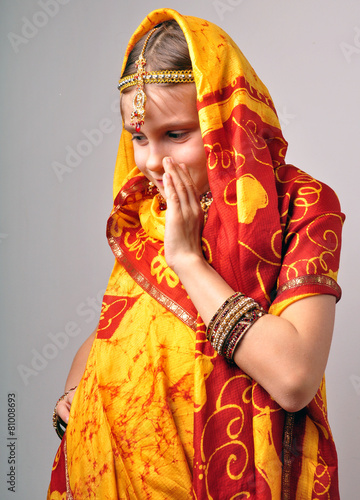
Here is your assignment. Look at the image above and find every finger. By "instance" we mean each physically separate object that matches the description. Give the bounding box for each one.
[163,158,189,211]
[66,390,76,405]
[57,400,71,424]
[163,157,191,189]
[172,162,203,220]
[169,159,194,188]
[178,162,201,206]
[163,158,199,209]
[163,171,174,199]
[163,169,182,210]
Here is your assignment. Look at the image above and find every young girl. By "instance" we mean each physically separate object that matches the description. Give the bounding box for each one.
[48,8,344,499]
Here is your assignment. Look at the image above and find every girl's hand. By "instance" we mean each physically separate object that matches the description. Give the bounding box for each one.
[162,157,205,274]
[56,387,77,424]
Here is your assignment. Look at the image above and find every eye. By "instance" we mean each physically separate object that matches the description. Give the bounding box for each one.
[168,131,188,141]
[131,134,147,143]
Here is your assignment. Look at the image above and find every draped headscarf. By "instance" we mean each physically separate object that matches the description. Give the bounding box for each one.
[48,8,344,500]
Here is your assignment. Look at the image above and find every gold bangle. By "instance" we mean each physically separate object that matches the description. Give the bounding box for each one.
[206,293,266,361]
[224,308,266,360]
[206,292,244,341]
[52,386,77,440]
[212,297,257,351]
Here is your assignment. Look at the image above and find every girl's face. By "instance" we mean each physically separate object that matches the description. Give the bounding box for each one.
[121,83,209,197]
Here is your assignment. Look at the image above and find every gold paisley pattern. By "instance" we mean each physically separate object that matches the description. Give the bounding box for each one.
[205,142,234,170]
[124,227,158,260]
[151,247,180,287]
[236,174,269,223]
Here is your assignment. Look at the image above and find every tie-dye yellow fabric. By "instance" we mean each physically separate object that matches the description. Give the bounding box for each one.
[67,263,195,498]
[48,8,344,499]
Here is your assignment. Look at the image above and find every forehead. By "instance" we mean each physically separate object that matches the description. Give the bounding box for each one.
[121,83,198,125]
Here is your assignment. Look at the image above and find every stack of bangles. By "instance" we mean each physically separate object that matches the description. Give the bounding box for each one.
[52,386,77,439]
[206,292,266,361]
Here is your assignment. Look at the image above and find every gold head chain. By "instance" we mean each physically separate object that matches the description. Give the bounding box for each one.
[118,26,195,132]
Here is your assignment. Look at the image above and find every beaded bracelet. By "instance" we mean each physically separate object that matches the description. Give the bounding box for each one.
[210,297,258,352]
[224,308,266,360]
[206,292,244,340]
[206,293,266,361]
[52,386,77,440]
[207,295,255,346]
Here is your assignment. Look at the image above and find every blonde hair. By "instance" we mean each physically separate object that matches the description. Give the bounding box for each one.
[121,20,192,78]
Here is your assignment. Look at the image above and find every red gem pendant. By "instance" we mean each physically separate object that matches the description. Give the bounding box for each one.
[135,123,141,132]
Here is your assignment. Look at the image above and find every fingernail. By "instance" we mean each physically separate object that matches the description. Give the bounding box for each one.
[165,156,173,164]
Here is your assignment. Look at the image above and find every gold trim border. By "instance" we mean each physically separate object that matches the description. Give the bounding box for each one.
[281,412,295,500]
[64,437,74,500]
[108,236,197,331]
[276,275,341,301]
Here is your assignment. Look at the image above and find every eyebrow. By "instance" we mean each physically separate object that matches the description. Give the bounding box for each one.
[123,124,135,132]
[123,119,199,133]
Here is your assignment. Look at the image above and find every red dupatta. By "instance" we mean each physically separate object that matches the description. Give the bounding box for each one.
[108,9,344,499]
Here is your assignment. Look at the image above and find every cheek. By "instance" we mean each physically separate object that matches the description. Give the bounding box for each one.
[191,145,207,176]
[187,147,208,190]
[133,147,145,170]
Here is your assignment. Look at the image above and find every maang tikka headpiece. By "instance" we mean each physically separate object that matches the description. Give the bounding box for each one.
[118,25,195,132]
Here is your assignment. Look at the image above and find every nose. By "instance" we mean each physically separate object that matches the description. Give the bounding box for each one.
[145,144,166,176]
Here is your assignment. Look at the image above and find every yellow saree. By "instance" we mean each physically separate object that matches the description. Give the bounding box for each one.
[48,8,344,499]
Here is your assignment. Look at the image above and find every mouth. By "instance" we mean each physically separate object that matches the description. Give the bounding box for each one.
[152,178,164,189]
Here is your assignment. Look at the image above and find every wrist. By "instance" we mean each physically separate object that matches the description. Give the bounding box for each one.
[64,385,78,393]
[172,251,207,278]
[52,385,77,440]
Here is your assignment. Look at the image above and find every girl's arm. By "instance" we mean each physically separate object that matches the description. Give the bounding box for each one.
[56,328,97,423]
[162,158,336,413]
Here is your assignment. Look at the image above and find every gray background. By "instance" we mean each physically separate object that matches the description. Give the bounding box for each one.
[1,0,359,498]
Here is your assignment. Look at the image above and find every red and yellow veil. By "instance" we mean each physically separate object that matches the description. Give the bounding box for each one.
[48,8,344,500]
